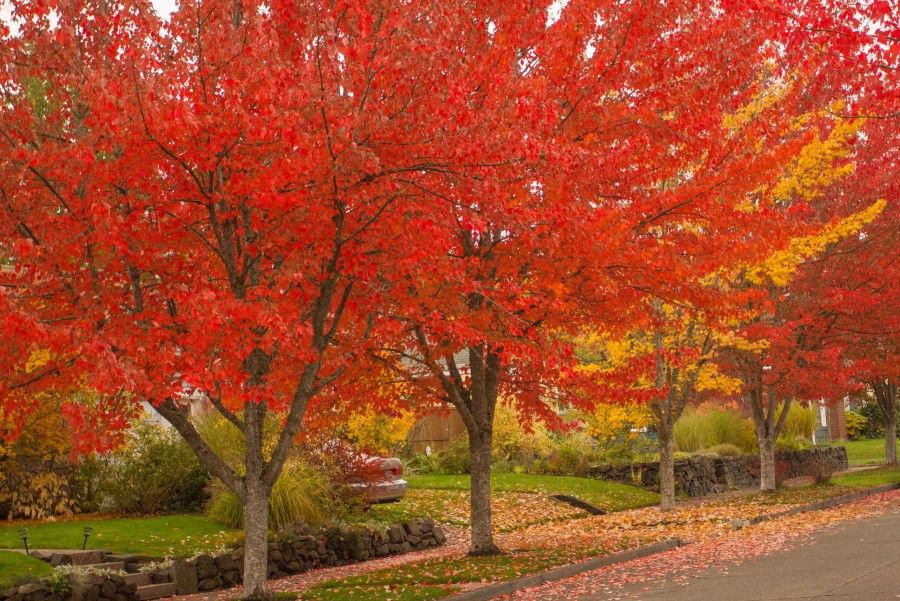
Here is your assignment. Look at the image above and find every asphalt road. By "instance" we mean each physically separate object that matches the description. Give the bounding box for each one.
[576,506,900,601]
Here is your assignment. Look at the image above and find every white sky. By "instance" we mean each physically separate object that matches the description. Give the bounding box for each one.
[153,0,177,19]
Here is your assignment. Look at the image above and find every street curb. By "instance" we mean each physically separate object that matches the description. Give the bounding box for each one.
[732,481,900,529]
[443,538,685,601]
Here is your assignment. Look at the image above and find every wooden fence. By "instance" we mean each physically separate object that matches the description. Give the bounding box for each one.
[406,408,466,454]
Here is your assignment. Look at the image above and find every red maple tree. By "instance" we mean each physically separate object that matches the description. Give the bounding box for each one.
[0,0,576,594]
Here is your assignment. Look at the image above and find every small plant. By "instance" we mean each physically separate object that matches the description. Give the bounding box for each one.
[45,571,71,598]
[630,466,644,488]
[138,558,175,573]
[48,564,125,601]
[52,564,125,578]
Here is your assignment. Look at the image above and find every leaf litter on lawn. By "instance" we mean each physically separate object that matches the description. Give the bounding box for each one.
[502,489,900,601]
[175,486,896,601]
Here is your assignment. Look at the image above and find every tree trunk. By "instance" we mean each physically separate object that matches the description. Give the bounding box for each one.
[872,379,898,466]
[658,422,677,511]
[468,428,499,556]
[241,399,274,600]
[885,418,898,466]
[241,483,273,600]
[758,435,777,493]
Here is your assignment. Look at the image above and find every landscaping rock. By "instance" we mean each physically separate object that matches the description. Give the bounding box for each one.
[100,580,118,599]
[80,586,100,601]
[172,559,199,596]
[16,584,47,598]
[387,525,406,544]
[213,554,238,572]
[433,525,446,545]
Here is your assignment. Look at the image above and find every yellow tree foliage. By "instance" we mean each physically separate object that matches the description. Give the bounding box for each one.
[771,116,862,203]
[745,199,886,286]
[0,392,76,519]
[342,409,417,456]
[584,402,653,445]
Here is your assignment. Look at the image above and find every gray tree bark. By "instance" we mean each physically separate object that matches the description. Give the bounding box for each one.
[657,422,677,511]
[467,427,498,555]
[885,419,897,466]
[872,378,898,466]
[747,381,791,493]
[758,434,777,492]
[241,484,272,600]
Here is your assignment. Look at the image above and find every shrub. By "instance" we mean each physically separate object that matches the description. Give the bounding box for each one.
[428,402,586,475]
[775,436,810,451]
[673,410,708,453]
[780,403,816,440]
[703,443,743,457]
[845,410,867,441]
[809,463,834,486]
[546,432,599,475]
[857,400,885,438]
[402,452,438,475]
[89,421,209,515]
[602,442,636,464]
[432,434,471,474]
[708,411,756,453]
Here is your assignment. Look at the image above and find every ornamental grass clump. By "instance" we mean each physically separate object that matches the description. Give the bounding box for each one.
[196,412,335,530]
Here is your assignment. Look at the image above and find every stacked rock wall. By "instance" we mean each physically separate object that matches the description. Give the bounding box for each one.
[0,574,136,601]
[587,446,848,497]
[1,519,446,601]
[174,518,446,594]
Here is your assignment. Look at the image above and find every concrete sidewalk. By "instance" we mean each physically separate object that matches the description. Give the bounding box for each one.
[581,506,900,601]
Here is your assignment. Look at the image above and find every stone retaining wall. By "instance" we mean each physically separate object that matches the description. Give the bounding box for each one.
[172,518,446,594]
[0,574,136,601]
[587,446,848,497]
[0,519,446,601]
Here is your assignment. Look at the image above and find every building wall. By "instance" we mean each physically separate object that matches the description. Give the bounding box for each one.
[828,402,848,441]
[406,407,466,454]
[814,399,848,443]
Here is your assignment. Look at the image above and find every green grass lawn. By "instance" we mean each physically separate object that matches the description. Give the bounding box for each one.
[0,515,237,558]
[0,551,54,589]
[837,438,899,466]
[406,473,659,510]
[831,465,900,488]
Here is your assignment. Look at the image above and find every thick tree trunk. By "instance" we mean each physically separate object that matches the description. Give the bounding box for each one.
[885,419,898,466]
[239,398,276,601]
[468,429,499,556]
[241,484,273,601]
[658,422,677,511]
[747,383,788,494]
[758,435,777,493]
[872,379,898,466]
